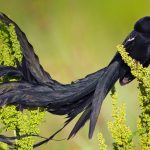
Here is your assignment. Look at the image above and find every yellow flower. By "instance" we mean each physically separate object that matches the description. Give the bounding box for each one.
[98,133,107,150]
[108,86,133,150]
[117,44,150,149]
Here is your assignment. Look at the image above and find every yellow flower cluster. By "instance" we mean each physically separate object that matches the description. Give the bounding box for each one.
[117,44,150,150]
[108,86,133,150]
[0,21,45,150]
[117,45,150,86]
[0,106,45,150]
[15,108,45,150]
[97,133,107,150]
[0,21,22,67]
[98,45,149,150]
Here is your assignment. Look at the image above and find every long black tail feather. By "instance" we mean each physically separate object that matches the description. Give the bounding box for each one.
[0,134,44,147]
[89,61,121,138]
[0,13,124,148]
[0,12,54,85]
[0,66,23,78]
[0,66,108,146]
[68,107,91,139]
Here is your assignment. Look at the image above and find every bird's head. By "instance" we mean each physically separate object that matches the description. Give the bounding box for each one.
[134,16,150,33]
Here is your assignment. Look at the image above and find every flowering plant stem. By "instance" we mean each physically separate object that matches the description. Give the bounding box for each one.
[98,45,150,150]
[0,21,45,150]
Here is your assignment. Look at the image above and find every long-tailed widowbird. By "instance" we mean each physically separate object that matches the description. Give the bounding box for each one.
[0,13,150,147]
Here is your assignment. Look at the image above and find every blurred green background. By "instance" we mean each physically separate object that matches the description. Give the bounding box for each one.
[0,0,150,149]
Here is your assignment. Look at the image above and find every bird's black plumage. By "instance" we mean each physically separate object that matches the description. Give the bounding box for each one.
[0,13,150,147]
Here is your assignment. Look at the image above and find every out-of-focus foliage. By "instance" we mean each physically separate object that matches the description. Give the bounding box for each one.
[0,1,150,149]
[0,21,45,150]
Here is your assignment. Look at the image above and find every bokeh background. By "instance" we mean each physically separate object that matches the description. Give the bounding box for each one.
[0,0,150,149]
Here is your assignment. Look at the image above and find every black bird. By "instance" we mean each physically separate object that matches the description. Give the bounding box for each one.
[0,13,150,147]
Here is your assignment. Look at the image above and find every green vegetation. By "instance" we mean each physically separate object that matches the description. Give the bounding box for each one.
[0,1,150,149]
[0,19,149,150]
[0,21,45,150]
[98,45,150,150]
